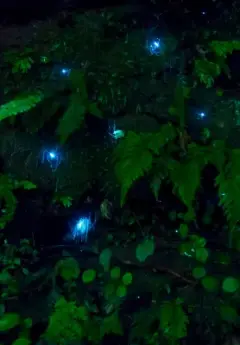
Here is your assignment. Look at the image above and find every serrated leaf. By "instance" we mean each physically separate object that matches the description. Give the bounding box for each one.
[0,92,43,121]
[159,300,188,340]
[115,132,153,205]
[169,159,202,212]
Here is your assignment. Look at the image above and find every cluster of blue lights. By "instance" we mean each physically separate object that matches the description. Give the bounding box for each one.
[146,38,162,56]
[68,215,96,242]
[41,149,62,171]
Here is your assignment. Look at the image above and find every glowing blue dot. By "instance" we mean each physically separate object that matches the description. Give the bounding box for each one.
[41,148,62,171]
[199,112,206,118]
[61,68,71,76]
[147,38,162,56]
[49,152,56,159]
[70,215,95,242]
[108,121,125,141]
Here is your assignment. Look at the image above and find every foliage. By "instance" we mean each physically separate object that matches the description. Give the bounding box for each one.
[159,299,189,340]
[44,297,88,344]
[114,124,177,205]
[55,257,80,281]
[136,238,155,262]
[0,4,240,345]
[0,92,43,121]
[0,175,36,229]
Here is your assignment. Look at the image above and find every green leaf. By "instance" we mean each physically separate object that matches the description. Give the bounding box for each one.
[0,92,43,122]
[159,300,188,340]
[82,269,96,284]
[16,180,36,190]
[195,248,208,263]
[222,277,240,293]
[150,176,162,200]
[99,248,112,272]
[116,285,127,298]
[192,267,206,279]
[102,312,123,336]
[55,195,73,208]
[55,257,80,281]
[77,306,89,321]
[0,313,20,331]
[201,276,219,292]
[220,305,238,323]
[104,283,115,298]
[115,132,153,205]
[179,223,188,238]
[115,127,176,206]
[56,93,86,143]
[12,339,30,345]
[23,318,32,328]
[122,272,133,286]
[69,70,88,100]
[169,159,203,213]
[110,267,121,280]
[88,102,102,118]
[136,238,155,262]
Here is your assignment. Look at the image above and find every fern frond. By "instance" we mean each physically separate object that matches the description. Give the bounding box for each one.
[114,125,177,205]
[216,149,240,230]
[114,132,153,205]
[147,123,177,154]
[168,159,202,216]
[150,156,169,199]
[0,92,44,122]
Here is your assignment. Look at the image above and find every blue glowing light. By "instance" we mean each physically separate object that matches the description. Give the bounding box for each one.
[147,38,162,56]
[61,68,71,76]
[199,112,206,118]
[42,149,62,171]
[108,121,125,140]
[69,215,96,242]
